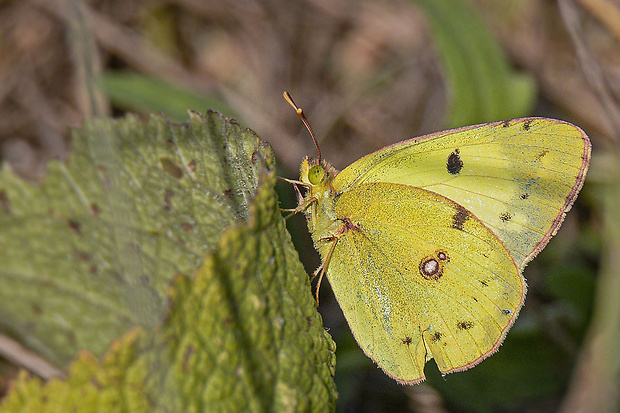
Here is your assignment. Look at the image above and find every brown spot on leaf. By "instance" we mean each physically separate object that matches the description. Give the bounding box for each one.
[163,189,174,211]
[180,222,194,233]
[31,303,42,314]
[183,345,195,372]
[222,189,234,201]
[0,190,10,212]
[252,150,261,164]
[75,251,90,262]
[90,203,101,217]
[187,159,196,173]
[160,157,184,179]
[68,219,82,236]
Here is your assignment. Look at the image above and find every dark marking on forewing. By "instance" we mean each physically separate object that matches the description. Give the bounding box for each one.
[502,120,511,128]
[402,336,413,346]
[447,149,463,175]
[452,206,469,231]
[499,212,512,222]
[520,193,529,200]
[523,120,533,131]
[480,280,489,287]
[502,309,513,316]
[457,320,474,330]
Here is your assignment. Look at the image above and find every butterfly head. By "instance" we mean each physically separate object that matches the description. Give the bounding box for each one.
[300,157,338,192]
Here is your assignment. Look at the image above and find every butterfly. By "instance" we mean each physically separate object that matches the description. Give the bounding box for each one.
[282,92,591,384]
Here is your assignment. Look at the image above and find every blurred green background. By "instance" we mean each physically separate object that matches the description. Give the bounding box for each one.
[1,0,618,412]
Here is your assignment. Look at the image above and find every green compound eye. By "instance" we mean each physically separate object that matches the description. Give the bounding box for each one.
[308,165,326,185]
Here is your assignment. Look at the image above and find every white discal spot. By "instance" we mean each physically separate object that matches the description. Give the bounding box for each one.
[423,259,439,275]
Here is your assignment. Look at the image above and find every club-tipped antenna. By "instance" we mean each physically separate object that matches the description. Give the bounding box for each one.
[283,91,322,163]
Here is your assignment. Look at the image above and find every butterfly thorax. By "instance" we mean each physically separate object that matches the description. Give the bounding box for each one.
[299,157,343,247]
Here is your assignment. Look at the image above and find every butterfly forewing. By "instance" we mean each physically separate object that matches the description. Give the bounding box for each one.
[332,118,591,269]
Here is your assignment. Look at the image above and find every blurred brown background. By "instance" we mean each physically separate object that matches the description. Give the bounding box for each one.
[1,0,618,412]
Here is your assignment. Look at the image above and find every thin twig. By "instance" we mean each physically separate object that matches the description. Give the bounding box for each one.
[0,334,65,380]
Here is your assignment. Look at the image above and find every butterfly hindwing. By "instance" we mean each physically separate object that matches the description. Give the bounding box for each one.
[314,182,525,384]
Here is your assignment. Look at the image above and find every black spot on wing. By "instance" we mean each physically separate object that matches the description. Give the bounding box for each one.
[520,193,529,200]
[402,337,413,346]
[523,119,533,131]
[447,149,463,175]
[499,212,512,222]
[457,321,474,330]
[430,332,443,343]
[502,120,511,128]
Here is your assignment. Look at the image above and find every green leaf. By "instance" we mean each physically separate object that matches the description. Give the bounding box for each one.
[98,71,237,122]
[413,0,536,127]
[0,110,335,383]
[1,164,337,412]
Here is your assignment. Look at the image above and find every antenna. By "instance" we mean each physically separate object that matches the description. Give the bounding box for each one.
[283,91,322,163]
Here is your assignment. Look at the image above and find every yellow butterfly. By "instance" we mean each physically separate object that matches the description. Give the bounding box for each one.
[283,92,591,384]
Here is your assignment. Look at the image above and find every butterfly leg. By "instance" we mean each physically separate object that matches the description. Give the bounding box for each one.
[278,177,316,219]
[313,217,361,306]
[312,235,339,306]
[282,195,318,219]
